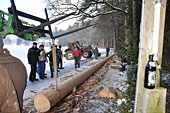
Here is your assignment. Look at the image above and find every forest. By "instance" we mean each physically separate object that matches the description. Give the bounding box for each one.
[45,0,170,112]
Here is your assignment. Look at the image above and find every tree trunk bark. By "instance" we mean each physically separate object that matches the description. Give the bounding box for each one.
[0,34,4,48]
[124,0,128,45]
[133,0,137,47]
[52,42,58,90]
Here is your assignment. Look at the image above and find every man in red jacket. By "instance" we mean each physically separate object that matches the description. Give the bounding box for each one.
[73,46,81,68]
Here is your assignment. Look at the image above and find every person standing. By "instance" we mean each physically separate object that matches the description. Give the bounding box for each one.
[47,46,60,78]
[38,44,47,79]
[73,46,81,68]
[93,47,99,59]
[56,45,60,70]
[106,46,110,57]
[27,42,39,82]
[46,47,54,78]
[58,45,64,69]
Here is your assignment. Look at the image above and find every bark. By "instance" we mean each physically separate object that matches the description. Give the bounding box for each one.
[113,24,117,52]
[0,33,4,48]
[133,0,137,47]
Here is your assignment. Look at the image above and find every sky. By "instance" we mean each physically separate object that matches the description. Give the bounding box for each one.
[0,0,77,30]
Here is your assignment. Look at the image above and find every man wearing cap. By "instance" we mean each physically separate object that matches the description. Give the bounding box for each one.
[27,42,39,82]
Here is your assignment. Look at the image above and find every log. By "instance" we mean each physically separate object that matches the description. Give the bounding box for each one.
[34,54,115,112]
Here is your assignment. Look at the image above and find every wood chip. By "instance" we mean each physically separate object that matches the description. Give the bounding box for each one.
[30,90,37,93]
[72,87,76,95]
[111,65,120,70]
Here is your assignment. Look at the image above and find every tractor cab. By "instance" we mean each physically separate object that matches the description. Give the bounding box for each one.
[67,41,80,49]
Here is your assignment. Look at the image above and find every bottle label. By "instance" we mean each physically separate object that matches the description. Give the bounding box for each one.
[149,62,156,67]
[148,71,156,85]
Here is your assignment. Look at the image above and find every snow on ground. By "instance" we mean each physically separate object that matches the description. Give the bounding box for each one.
[45,56,128,113]
[81,59,128,113]
[3,38,114,106]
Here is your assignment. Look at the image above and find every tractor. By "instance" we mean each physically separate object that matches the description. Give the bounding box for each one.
[0,10,45,40]
[64,41,93,60]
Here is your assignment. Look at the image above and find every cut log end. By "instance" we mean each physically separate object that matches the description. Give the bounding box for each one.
[98,86,117,99]
[34,94,51,112]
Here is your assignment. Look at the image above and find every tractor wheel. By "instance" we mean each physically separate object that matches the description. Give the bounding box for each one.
[83,50,91,58]
[87,51,92,58]
[65,51,74,60]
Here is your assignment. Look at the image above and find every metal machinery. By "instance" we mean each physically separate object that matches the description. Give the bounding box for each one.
[64,41,93,60]
[0,10,45,40]
[0,0,95,62]
[0,0,94,42]
[0,0,77,41]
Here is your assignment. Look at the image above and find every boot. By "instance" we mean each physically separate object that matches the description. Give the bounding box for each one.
[34,78,39,81]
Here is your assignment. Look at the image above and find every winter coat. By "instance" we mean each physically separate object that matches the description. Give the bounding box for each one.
[73,49,81,58]
[47,49,60,62]
[58,49,62,58]
[39,49,47,62]
[27,47,39,64]
[47,51,53,62]
[56,48,60,58]
[106,47,110,53]
[93,48,99,55]
[0,49,27,113]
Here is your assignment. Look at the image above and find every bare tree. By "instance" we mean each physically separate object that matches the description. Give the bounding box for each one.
[45,0,128,20]
[48,0,128,50]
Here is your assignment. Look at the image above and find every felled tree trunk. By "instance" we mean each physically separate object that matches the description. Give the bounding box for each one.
[34,54,114,112]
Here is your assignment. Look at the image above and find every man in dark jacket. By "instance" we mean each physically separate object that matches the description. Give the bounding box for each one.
[47,46,60,78]
[93,47,99,59]
[47,47,54,78]
[106,46,110,57]
[73,46,81,68]
[27,42,39,82]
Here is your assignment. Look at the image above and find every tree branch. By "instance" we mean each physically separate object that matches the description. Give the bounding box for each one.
[45,0,128,20]
[53,15,81,26]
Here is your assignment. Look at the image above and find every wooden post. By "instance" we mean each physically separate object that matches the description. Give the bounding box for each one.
[143,87,167,113]
[134,0,167,113]
[52,41,58,90]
